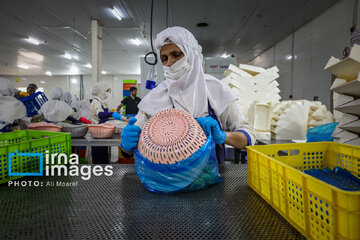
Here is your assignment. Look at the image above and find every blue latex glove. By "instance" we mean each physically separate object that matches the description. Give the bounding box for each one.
[120,117,141,152]
[112,112,123,121]
[196,116,226,144]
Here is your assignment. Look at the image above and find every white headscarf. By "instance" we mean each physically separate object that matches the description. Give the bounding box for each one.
[39,87,74,122]
[0,78,27,129]
[92,81,111,101]
[61,91,73,105]
[138,26,238,118]
[79,98,91,119]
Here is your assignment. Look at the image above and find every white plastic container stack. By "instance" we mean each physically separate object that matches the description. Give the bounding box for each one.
[221,64,281,140]
[325,44,360,146]
[221,64,281,116]
[270,100,333,140]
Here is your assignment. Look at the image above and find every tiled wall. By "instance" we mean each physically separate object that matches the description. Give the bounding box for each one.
[248,0,354,109]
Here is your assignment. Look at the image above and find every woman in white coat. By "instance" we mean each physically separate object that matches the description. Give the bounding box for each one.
[0,78,27,132]
[120,26,256,163]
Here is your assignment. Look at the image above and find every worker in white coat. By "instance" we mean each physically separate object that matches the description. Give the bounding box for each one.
[0,78,27,132]
[62,91,92,124]
[120,26,256,163]
[39,87,76,123]
[89,81,126,164]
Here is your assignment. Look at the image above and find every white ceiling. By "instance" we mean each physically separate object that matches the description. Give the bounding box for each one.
[0,0,339,76]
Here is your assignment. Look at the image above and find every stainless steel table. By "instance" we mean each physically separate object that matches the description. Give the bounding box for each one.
[233,139,295,164]
[256,139,294,145]
[0,165,305,239]
[71,133,121,146]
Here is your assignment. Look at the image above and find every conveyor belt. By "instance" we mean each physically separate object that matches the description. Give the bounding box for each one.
[0,165,305,239]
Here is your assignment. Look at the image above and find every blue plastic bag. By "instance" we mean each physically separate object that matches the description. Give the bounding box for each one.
[306,122,338,142]
[134,135,222,194]
[303,167,360,191]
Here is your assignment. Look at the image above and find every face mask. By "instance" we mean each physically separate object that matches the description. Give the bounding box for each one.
[163,57,191,80]
[104,92,110,99]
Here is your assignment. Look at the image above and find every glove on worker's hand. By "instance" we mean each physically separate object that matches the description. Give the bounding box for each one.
[120,117,141,152]
[112,112,123,121]
[196,116,226,144]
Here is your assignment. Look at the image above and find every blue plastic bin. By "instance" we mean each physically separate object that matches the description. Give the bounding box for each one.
[19,92,48,117]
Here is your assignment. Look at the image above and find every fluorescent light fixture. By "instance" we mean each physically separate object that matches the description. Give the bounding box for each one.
[131,38,141,46]
[70,66,78,73]
[286,54,298,60]
[73,55,79,60]
[26,37,40,45]
[64,53,72,60]
[71,78,78,84]
[18,64,29,69]
[111,8,122,21]
[221,53,230,58]
[101,71,107,75]
[85,63,92,69]
[45,71,52,76]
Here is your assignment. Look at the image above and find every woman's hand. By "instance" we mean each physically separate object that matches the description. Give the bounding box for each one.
[120,117,141,152]
[196,117,226,144]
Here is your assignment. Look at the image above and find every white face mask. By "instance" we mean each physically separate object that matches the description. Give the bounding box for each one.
[104,91,110,99]
[163,56,191,80]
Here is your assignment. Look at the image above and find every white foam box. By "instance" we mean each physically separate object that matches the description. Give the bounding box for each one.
[334,130,359,143]
[224,64,252,77]
[324,44,360,81]
[239,64,265,76]
[344,137,360,146]
[338,113,359,126]
[335,99,360,116]
[334,94,354,108]
[228,72,254,88]
[330,78,360,97]
[339,119,360,134]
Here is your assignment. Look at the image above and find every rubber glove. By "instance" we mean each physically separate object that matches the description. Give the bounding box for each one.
[80,116,92,124]
[196,116,226,144]
[120,117,141,151]
[112,112,123,121]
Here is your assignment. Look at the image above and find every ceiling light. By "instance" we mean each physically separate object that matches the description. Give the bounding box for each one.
[71,78,78,84]
[221,53,230,58]
[101,71,107,75]
[73,55,79,60]
[18,64,29,69]
[40,80,46,84]
[131,38,141,46]
[45,71,52,76]
[70,66,78,73]
[85,63,92,69]
[26,37,41,45]
[64,53,72,60]
[111,8,122,21]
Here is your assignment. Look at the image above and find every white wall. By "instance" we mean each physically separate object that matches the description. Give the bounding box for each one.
[1,74,141,111]
[248,0,354,109]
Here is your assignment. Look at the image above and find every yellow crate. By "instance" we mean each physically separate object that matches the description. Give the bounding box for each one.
[247,142,360,240]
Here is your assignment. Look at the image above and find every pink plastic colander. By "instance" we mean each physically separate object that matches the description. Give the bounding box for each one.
[88,123,116,139]
[28,122,62,132]
[137,109,207,164]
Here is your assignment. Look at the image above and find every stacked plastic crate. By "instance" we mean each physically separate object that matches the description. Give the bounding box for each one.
[325,44,360,146]
[221,64,281,140]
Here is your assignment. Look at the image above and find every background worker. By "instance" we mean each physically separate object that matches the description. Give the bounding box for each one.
[116,87,141,118]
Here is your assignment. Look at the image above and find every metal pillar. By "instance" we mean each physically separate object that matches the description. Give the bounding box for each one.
[91,19,103,83]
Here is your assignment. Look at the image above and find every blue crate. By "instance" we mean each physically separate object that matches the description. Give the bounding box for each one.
[19,92,48,117]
